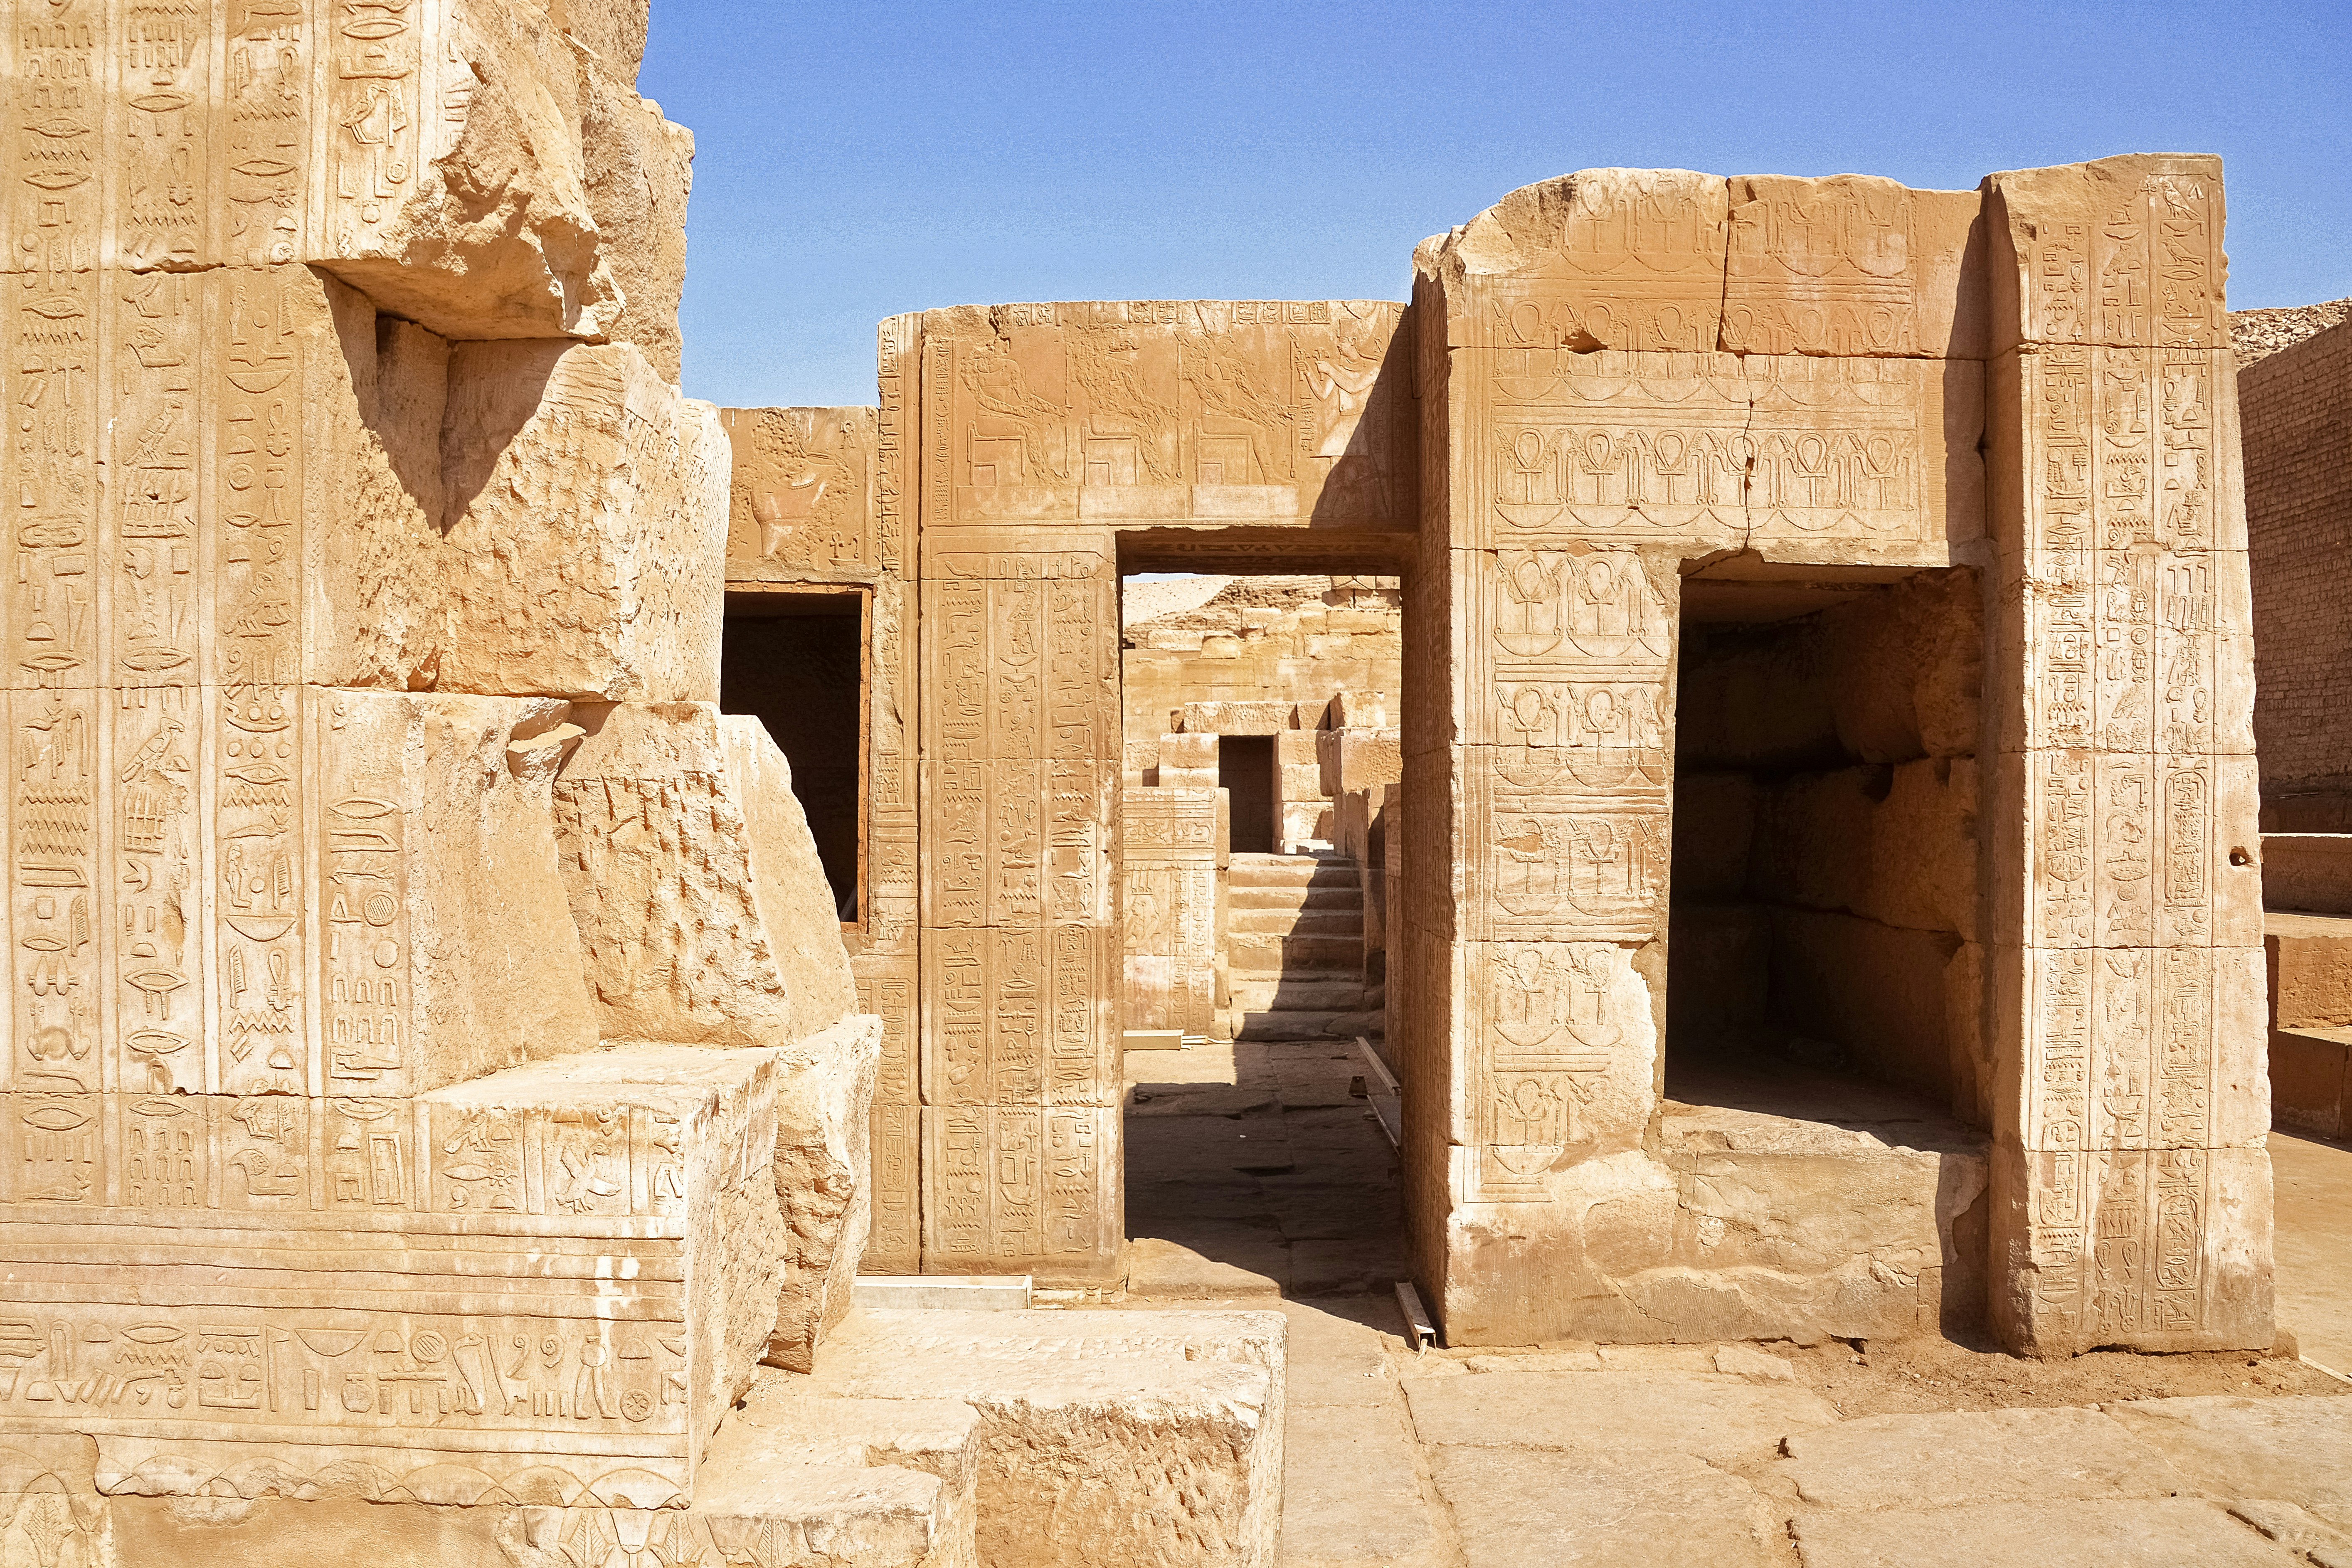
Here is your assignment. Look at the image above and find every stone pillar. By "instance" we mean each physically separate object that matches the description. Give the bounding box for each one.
[914,431,1122,1280]
[1982,155,2271,1352]
[862,314,926,1272]
[1121,787,1220,1039]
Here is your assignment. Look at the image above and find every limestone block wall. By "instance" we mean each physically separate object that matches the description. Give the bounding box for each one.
[1981,156,2267,1354]
[902,298,1418,1282]
[1121,787,1219,1038]
[1121,574,1402,788]
[0,0,870,1539]
[2238,319,2352,830]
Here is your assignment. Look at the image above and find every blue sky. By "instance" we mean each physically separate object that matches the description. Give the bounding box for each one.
[641,0,2352,411]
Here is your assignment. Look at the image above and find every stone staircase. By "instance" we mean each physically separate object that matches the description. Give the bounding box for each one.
[1227,851,1383,1041]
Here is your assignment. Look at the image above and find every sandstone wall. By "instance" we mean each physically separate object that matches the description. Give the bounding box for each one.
[719,385,922,1272]
[2237,319,2352,830]
[1673,569,1987,1121]
[0,0,869,1548]
[1405,157,2267,1356]
[1122,574,1401,784]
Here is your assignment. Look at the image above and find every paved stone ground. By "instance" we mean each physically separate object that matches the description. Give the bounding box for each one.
[1120,1043,2352,1566]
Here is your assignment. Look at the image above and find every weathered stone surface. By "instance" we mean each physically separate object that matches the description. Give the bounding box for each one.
[1431,1445,1777,1568]
[418,1045,787,1456]
[555,702,855,1045]
[723,715,865,1034]
[1402,1371,1838,1464]
[1778,1407,2189,1507]
[705,1380,984,1568]
[768,1015,885,1373]
[1281,1405,1442,1568]
[799,1309,1287,1568]
[2103,1395,2352,1511]
[1792,1501,2299,1568]
[318,286,728,701]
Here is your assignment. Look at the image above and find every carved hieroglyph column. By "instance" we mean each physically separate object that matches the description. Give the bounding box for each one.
[1983,156,2271,1353]
[862,313,925,1270]
[1121,786,1219,1039]
[915,310,1123,1282]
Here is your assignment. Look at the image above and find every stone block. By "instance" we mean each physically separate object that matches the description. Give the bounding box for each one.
[1432,1445,1777,1568]
[722,715,864,1035]
[316,279,727,701]
[2270,913,2352,1031]
[2103,1395,2352,1512]
[1403,1370,1838,1465]
[1319,727,1403,797]
[767,1015,885,1374]
[555,703,855,1046]
[1184,700,1296,735]
[0,1043,785,1511]
[1792,1501,2298,1567]
[579,59,697,383]
[2265,836,2352,917]
[797,1308,1286,1568]
[1777,1407,2189,1507]
[720,407,877,574]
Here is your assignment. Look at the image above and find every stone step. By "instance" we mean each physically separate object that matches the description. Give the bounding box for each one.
[1227,907,1363,939]
[1228,884,1363,912]
[1236,1008,1385,1042]
[795,1309,1285,1568]
[1226,933,1364,975]
[1227,855,1360,890]
[1231,978,1366,1013]
[686,1382,984,1568]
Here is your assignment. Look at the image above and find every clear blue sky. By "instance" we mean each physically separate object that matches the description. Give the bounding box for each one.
[641,0,2352,411]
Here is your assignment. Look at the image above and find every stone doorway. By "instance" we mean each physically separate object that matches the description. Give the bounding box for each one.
[720,587,868,923]
[1119,568,1408,1297]
[1662,564,1995,1337]
[1220,736,1277,853]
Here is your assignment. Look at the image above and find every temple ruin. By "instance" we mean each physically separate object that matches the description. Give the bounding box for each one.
[0,0,2289,1559]
[722,160,2268,1359]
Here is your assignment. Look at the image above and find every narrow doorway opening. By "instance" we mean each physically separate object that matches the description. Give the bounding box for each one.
[1666,565,1989,1131]
[720,588,866,925]
[1117,570,1405,1299]
[1220,736,1276,854]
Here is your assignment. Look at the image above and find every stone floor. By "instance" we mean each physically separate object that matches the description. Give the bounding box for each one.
[1118,1042,2352,1566]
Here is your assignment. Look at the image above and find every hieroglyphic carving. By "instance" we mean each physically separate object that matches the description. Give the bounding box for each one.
[1999,157,2256,1351]
[321,0,428,256]
[718,407,871,570]
[1119,787,1216,1038]
[1469,350,1977,552]
[214,267,305,1097]
[922,301,1411,529]
[1463,545,1674,951]
[917,537,1118,1276]
[318,694,411,1095]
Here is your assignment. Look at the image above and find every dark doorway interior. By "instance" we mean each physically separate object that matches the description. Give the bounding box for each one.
[1220,735,1276,854]
[720,589,864,922]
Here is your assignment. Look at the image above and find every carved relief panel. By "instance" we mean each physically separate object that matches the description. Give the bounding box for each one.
[1119,787,1218,1038]
[1992,156,2261,1353]
[719,407,873,572]
[918,301,1412,531]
